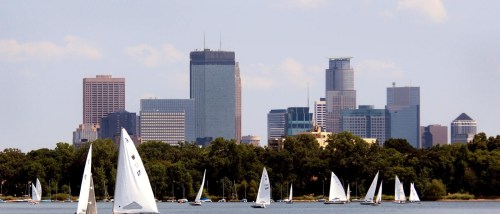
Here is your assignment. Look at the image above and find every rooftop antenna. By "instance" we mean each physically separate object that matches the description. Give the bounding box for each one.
[307,82,310,109]
[203,32,206,50]
[219,32,222,50]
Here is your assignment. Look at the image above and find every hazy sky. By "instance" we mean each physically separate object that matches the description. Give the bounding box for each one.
[1,0,499,152]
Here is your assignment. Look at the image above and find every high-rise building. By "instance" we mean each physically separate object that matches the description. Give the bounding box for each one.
[386,84,420,148]
[73,123,99,148]
[241,135,261,147]
[314,98,326,131]
[190,49,241,146]
[341,105,388,145]
[83,75,125,125]
[286,107,313,136]
[267,109,287,141]
[100,110,137,139]
[325,58,356,134]
[421,124,448,148]
[139,99,195,145]
[451,113,477,144]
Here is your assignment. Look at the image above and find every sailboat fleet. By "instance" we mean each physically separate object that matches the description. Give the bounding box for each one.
[30,178,42,204]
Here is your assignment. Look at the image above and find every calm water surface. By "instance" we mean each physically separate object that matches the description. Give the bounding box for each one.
[1,201,499,214]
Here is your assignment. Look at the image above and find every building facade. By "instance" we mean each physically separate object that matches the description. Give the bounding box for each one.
[140,99,195,145]
[314,98,326,131]
[421,124,448,148]
[83,75,125,125]
[286,107,313,136]
[386,84,420,148]
[341,105,388,145]
[325,58,356,134]
[241,135,261,147]
[190,49,241,146]
[73,123,99,148]
[100,110,137,139]
[267,109,287,142]
[450,113,477,144]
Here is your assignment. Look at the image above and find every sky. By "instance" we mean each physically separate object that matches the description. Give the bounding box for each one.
[1,0,500,152]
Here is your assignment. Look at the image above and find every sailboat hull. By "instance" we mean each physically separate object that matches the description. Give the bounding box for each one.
[251,204,266,208]
[360,201,375,205]
[189,201,202,206]
[324,201,347,204]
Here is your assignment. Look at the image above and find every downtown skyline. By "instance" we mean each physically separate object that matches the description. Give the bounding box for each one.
[2,1,500,151]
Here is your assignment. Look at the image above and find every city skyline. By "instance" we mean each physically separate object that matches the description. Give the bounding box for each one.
[2,1,500,151]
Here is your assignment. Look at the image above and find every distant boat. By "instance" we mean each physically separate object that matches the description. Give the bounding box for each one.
[251,167,271,208]
[190,169,206,206]
[394,176,406,204]
[373,181,383,206]
[31,178,42,204]
[76,144,97,214]
[346,184,350,203]
[360,171,379,205]
[113,128,159,214]
[324,172,347,204]
[284,184,293,204]
[409,183,421,203]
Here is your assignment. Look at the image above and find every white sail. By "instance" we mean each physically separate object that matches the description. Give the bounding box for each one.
[375,181,383,204]
[399,183,406,201]
[113,128,159,214]
[255,167,271,205]
[288,184,293,201]
[328,172,347,202]
[346,184,350,202]
[76,144,93,214]
[194,170,206,202]
[394,176,402,202]
[36,178,42,200]
[363,171,379,203]
[409,183,420,202]
[87,177,97,214]
[31,183,41,202]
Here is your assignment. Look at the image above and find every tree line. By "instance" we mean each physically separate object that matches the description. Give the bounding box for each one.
[0,132,499,201]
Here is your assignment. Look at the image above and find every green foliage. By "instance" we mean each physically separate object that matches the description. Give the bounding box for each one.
[423,179,447,200]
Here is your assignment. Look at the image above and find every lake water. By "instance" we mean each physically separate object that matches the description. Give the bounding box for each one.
[1,201,499,214]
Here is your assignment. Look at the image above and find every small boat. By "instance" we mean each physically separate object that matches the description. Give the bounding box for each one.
[285,184,293,204]
[394,176,406,204]
[324,172,348,204]
[372,181,383,206]
[251,167,271,208]
[189,169,206,206]
[113,128,159,214]
[360,171,379,205]
[409,183,421,203]
[76,144,97,214]
[346,184,351,203]
[31,178,42,204]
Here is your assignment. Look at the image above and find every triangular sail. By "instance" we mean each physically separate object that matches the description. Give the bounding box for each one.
[36,178,42,200]
[77,145,93,214]
[328,172,347,201]
[394,176,402,201]
[363,171,379,202]
[31,183,41,202]
[195,170,206,202]
[255,167,271,205]
[399,183,406,201]
[86,177,97,214]
[409,183,420,202]
[346,184,350,202]
[288,184,293,201]
[376,181,383,204]
[113,128,159,214]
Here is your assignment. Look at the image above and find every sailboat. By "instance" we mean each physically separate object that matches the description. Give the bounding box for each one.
[31,178,42,204]
[394,176,406,204]
[346,184,351,203]
[284,184,293,204]
[409,183,420,203]
[324,172,347,204]
[76,144,97,214]
[190,169,206,206]
[360,171,379,205]
[113,128,159,214]
[373,181,383,206]
[251,167,271,208]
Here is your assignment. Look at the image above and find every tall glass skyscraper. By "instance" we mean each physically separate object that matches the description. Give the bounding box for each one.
[190,49,241,146]
[341,105,388,145]
[267,109,287,141]
[386,84,420,148]
[286,107,313,136]
[325,58,356,134]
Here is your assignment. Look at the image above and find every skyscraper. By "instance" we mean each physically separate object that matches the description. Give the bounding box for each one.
[190,49,241,145]
[286,107,313,136]
[83,75,125,125]
[341,105,388,145]
[421,124,448,148]
[100,110,137,139]
[386,84,420,148]
[450,113,477,144]
[267,109,287,141]
[140,99,195,145]
[325,58,356,134]
[314,98,326,131]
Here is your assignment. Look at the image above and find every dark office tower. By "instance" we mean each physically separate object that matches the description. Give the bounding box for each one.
[451,113,477,144]
[421,124,448,148]
[83,75,125,125]
[100,110,137,139]
[325,58,356,134]
[286,107,313,136]
[190,49,241,146]
[267,109,287,141]
[386,83,420,148]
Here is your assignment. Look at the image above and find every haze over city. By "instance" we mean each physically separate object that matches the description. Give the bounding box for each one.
[1,0,499,152]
